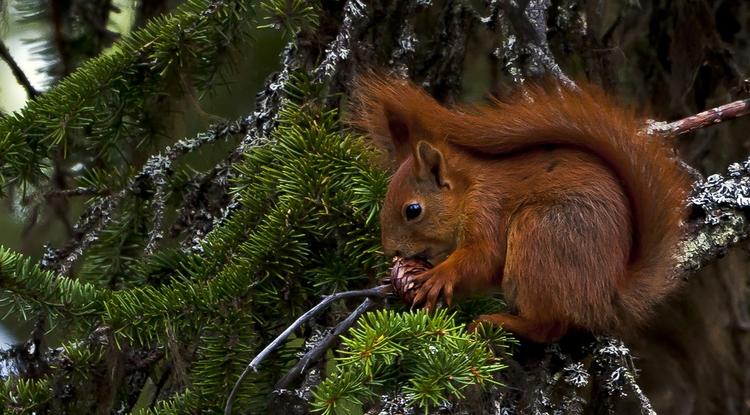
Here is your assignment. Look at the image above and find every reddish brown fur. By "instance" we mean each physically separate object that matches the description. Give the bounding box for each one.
[353,76,691,342]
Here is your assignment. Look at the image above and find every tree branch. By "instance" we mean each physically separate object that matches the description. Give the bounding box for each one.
[224,285,391,415]
[275,296,378,389]
[638,99,750,276]
[0,39,38,98]
[40,119,243,274]
[646,98,750,136]
[313,0,369,84]
[485,0,576,88]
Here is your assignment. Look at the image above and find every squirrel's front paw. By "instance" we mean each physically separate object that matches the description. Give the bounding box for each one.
[412,268,456,310]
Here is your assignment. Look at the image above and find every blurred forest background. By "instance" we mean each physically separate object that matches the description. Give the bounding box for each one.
[0,0,748,414]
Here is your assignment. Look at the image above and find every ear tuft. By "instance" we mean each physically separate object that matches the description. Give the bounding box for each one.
[349,74,447,168]
[384,106,410,148]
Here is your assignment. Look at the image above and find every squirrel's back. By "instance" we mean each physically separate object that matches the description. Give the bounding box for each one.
[444,85,691,323]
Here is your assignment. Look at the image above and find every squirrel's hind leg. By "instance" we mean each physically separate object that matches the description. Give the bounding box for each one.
[493,200,629,340]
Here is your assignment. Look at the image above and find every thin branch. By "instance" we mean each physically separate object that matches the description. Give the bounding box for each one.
[245,285,389,371]
[0,39,38,98]
[646,98,750,136]
[44,187,102,198]
[182,38,308,252]
[40,119,240,274]
[275,296,378,389]
[312,0,369,83]
[224,285,391,415]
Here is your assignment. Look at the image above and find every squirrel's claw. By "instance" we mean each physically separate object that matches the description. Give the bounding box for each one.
[411,268,454,310]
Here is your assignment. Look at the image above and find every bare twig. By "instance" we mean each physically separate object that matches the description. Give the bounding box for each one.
[0,39,38,98]
[224,285,391,415]
[646,98,750,136]
[275,297,378,389]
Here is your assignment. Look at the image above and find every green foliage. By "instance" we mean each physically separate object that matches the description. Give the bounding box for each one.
[0,63,515,410]
[0,246,104,323]
[177,87,390,410]
[260,0,320,36]
[0,0,255,195]
[312,309,511,414]
[0,377,53,414]
[0,79,392,411]
[132,390,201,415]
[77,197,151,288]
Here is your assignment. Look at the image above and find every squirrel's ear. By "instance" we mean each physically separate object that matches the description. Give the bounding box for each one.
[379,105,414,164]
[415,141,451,189]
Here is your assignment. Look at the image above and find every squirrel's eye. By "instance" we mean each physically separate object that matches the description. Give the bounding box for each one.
[405,203,422,220]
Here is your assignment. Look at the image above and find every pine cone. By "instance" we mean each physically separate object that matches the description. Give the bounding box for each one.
[387,256,432,305]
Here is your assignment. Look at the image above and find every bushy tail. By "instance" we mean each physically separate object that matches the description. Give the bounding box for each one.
[441,85,691,322]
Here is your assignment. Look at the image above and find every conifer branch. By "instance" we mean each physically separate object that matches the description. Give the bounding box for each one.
[15,0,750,411]
[225,285,391,415]
[181,37,308,250]
[0,0,255,190]
[0,246,104,318]
[246,285,390,371]
[42,119,242,274]
[1,1,391,412]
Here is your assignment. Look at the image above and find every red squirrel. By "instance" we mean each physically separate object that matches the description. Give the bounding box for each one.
[354,76,691,343]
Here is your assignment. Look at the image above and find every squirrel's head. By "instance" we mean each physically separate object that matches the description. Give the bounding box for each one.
[353,75,466,266]
[379,141,465,266]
